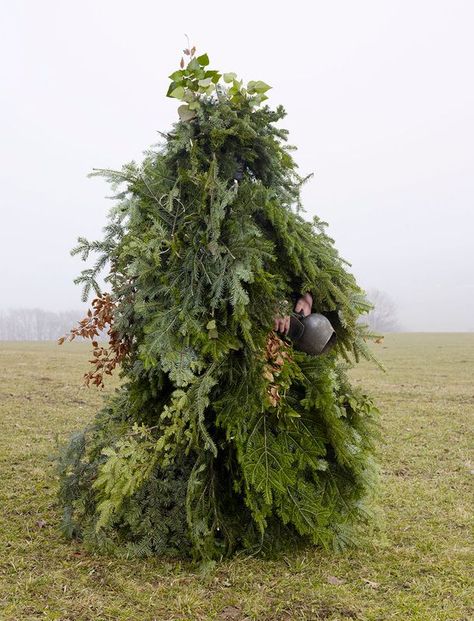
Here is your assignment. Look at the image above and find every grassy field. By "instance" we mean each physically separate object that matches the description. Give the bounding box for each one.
[0,334,472,621]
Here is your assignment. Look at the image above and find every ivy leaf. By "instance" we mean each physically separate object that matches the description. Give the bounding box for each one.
[197,53,209,66]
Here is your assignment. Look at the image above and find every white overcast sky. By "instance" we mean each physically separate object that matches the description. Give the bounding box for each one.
[1,0,473,331]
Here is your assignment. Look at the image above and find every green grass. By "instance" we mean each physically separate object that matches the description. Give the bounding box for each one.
[0,334,473,620]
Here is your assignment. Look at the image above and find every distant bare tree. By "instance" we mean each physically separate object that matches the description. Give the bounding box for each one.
[363,288,400,332]
[0,308,91,341]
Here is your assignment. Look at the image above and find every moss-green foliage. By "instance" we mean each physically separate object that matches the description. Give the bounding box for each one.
[56,53,380,561]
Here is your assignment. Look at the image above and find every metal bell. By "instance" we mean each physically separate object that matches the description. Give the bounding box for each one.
[286,312,337,356]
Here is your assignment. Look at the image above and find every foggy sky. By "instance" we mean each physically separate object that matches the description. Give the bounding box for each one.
[1,0,473,331]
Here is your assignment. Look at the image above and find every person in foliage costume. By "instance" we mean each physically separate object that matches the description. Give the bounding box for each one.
[57,48,380,561]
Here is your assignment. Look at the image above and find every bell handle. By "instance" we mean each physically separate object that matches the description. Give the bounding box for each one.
[292,310,306,320]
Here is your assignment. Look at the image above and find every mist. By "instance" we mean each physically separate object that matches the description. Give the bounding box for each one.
[1,0,473,331]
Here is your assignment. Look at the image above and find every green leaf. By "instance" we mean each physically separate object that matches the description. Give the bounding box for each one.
[182,89,197,103]
[187,80,199,92]
[188,58,200,71]
[197,53,209,66]
[223,72,237,83]
[253,80,271,93]
[205,70,222,83]
[170,86,185,99]
[168,70,184,81]
[198,78,212,88]
[249,93,269,107]
[193,68,206,81]
[166,81,179,97]
[178,104,197,121]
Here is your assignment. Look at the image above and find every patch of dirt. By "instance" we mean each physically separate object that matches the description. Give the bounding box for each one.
[218,605,249,620]
[393,467,410,477]
[267,601,360,621]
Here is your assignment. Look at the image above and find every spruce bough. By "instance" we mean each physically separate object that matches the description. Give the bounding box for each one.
[56,49,381,561]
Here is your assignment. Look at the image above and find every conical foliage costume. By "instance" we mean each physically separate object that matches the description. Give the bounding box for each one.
[56,50,380,561]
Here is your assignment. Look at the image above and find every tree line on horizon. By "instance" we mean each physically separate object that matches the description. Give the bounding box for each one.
[0,308,94,341]
[0,289,399,340]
